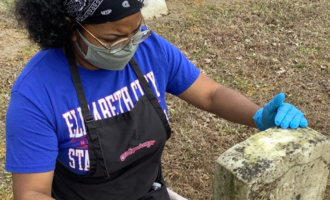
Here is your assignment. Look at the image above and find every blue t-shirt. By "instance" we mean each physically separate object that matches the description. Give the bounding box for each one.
[5,31,200,175]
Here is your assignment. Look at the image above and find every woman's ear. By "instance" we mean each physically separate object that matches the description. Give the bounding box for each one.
[65,17,77,41]
[72,31,78,42]
[65,16,73,25]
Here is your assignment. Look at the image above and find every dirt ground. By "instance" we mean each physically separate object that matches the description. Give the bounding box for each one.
[0,0,330,199]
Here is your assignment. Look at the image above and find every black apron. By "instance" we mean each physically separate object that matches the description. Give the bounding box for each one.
[52,47,171,200]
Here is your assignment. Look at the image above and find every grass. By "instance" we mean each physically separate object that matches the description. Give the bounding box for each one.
[0,0,16,28]
[0,122,11,200]
[1,0,330,199]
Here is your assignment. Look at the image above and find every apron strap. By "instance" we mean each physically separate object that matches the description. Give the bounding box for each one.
[64,46,93,122]
[64,46,107,176]
[129,58,171,139]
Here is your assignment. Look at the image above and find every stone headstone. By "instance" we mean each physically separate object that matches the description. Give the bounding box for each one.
[214,127,330,200]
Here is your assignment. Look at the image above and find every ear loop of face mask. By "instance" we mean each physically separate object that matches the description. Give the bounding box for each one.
[74,29,106,57]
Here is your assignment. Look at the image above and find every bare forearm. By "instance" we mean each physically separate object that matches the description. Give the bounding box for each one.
[208,85,260,127]
[178,74,260,127]
[14,192,55,200]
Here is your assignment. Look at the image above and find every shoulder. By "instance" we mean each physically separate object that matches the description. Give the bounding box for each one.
[12,48,68,92]
[139,27,179,56]
[135,29,189,68]
[134,29,200,95]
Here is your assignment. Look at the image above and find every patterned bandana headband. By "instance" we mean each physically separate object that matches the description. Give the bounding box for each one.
[64,0,143,24]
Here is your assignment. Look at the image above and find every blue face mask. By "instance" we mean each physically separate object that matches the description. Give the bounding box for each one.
[75,29,139,71]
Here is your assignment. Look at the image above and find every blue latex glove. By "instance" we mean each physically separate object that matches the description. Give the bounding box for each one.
[253,93,308,131]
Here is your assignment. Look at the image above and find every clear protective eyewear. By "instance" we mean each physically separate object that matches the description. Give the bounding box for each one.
[76,16,151,54]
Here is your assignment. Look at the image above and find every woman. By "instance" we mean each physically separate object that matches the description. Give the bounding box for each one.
[5,0,308,199]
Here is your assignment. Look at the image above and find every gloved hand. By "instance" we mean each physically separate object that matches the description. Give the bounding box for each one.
[253,93,308,131]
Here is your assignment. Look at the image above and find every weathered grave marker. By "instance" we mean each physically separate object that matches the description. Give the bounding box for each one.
[214,127,330,200]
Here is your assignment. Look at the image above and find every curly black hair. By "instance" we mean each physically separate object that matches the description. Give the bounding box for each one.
[15,0,75,49]
[15,0,145,50]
